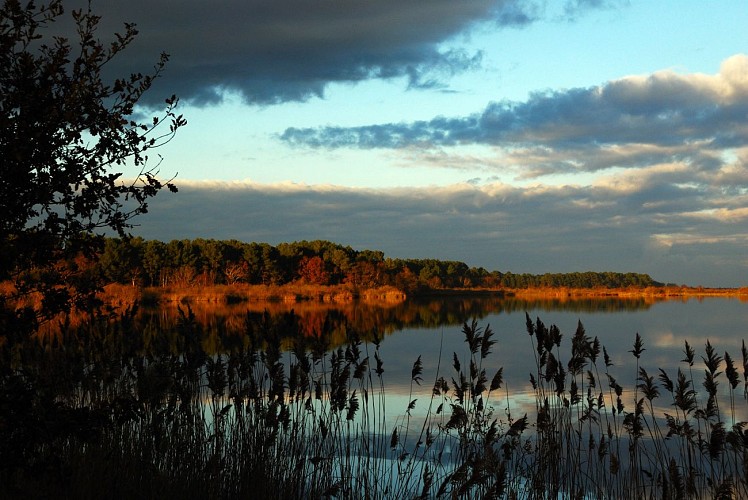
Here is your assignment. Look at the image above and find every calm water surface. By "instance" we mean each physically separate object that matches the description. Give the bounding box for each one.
[310,296,733,424]
[329,296,748,387]
[8,294,748,498]
[143,295,748,412]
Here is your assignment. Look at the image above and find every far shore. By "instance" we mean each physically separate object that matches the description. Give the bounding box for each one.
[498,285,748,299]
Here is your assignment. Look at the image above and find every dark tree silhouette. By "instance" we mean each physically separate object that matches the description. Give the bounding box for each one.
[0,0,185,321]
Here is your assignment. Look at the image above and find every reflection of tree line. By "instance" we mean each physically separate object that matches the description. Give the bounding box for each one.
[135,296,656,352]
[497,296,659,313]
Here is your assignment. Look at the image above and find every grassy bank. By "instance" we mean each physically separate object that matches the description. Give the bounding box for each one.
[503,285,748,300]
[100,283,407,307]
[99,283,748,309]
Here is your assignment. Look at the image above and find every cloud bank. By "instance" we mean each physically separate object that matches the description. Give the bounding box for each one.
[281,54,748,179]
[61,0,619,105]
[131,178,748,287]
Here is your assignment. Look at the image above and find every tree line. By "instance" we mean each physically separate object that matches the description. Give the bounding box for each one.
[92,237,661,291]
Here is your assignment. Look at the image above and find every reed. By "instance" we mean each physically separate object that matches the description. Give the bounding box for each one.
[1,307,747,498]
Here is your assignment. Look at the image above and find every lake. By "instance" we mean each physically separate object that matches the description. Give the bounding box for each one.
[131,294,748,429]
[134,293,748,390]
[374,294,748,385]
[369,295,748,428]
[5,293,748,498]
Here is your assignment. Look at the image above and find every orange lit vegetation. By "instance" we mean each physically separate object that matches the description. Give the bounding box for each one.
[504,286,748,301]
[32,236,745,312]
[3,237,745,342]
[86,237,674,294]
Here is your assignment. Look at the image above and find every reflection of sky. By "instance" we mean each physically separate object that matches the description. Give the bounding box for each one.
[377,297,748,423]
[170,296,748,432]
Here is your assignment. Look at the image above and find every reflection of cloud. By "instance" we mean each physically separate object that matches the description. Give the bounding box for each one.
[131,179,748,287]
[650,325,748,361]
[652,330,679,349]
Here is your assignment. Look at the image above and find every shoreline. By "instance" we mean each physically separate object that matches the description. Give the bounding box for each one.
[500,286,748,299]
[100,283,748,307]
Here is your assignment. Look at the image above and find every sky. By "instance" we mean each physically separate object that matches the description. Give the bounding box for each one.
[76,0,748,287]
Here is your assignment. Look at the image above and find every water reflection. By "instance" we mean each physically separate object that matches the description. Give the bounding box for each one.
[128,295,748,409]
[137,294,660,343]
[5,295,748,497]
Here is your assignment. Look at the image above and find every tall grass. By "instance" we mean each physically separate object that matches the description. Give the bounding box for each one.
[1,307,748,498]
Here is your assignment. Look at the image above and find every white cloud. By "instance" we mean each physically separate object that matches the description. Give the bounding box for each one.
[282,54,748,186]
[679,208,748,222]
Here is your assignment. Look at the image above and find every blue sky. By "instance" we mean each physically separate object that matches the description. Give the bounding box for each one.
[87,1,748,286]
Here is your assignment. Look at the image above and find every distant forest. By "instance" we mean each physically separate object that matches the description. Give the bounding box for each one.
[92,238,661,291]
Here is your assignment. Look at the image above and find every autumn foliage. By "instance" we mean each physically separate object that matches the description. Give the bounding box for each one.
[87,237,661,294]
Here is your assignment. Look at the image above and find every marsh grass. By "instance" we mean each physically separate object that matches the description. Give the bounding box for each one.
[2,307,748,498]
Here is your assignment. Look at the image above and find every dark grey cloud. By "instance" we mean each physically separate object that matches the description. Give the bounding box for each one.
[281,55,748,177]
[128,179,748,287]
[562,0,629,21]
[50,0,618,106]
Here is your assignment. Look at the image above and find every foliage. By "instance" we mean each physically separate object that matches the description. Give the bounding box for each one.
[0,0,185,320]
[500,270,660,289]
[83,237,661,292]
